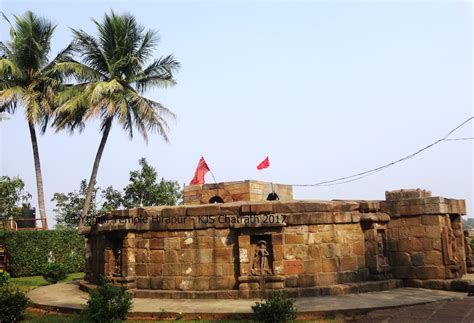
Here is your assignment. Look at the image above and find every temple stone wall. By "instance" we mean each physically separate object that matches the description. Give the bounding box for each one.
[82,185,468,299]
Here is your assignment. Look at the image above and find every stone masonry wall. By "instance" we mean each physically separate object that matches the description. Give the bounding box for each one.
[82,187,467,299]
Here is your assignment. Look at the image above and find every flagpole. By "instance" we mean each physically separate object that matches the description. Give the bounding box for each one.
[209,170,217,183]
[268,154,274,193]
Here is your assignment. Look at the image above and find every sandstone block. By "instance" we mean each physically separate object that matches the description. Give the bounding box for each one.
[398,238,423,252]
[415,266,445,280]
[351,241,365,256]
[162,207,186,217]
[135,263,148,276]
[333,213,353,223]
[164,237,181,251]
[136,277,150,289]
[273,245,283,261]
[214,248,233,263]
[283,245,308,260]
[162,277,175,290]
[284,234,305,244]
[163,263,180,276]
[340,256,358,271]
[197,236,213,249]
[307,213,333,224]
[304,259,321,273]
[317,272,338,286]
[150,277,162,289]
[390,252,411,266]
[178,250,195,263]
[421,215,441,225]
[136,239,149,249]
[411,252,425,266]
[424,251,443,266]
[320,244,336,258]
[209,277,234,290]
[283,260,304,275]
[135,249,149,263]
[297,274,317,287]
[164,250,178,263]
[187,205,221,216]
[197,249,213,264]
[195,263,214,276]
[150,238,164,250]
[149,263,162,276]
[194,277,210,291]
[322,258,338,272]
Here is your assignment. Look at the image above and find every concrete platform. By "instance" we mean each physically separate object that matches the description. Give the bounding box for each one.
[27,281,468,320]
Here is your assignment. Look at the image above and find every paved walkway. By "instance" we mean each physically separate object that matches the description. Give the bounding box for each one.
[28,282,467,316]
[353,298,474,322]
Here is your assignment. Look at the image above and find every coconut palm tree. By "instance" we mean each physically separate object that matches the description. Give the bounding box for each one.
[54,11,180,227]
[0,11,71,230]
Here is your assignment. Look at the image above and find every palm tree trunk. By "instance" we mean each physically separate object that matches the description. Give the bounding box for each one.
[80,117,113,228]
[28,122,48,230]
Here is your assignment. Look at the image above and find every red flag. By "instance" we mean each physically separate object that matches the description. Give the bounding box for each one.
[190,156,210,185]
[257,156,270,170]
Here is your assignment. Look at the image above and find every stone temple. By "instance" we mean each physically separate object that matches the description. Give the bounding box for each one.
[81,180,472,298]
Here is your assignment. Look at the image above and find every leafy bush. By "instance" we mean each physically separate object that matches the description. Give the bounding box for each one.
[41,263,67,284]
[0,229,84,277]
[252,291,297,323]
[0,285,29,322]
[471,237,474,255]
[80,280,133,323]
[0,271,10,287]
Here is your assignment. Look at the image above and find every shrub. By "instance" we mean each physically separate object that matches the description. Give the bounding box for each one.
[252,291,297,323]
[0,285,29,322]
[80,280,133,322]
[0,271,10,287]
[41,263,67,284]
[0,229,84,277]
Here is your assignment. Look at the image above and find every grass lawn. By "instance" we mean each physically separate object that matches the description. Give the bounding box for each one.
[9,272,84,292]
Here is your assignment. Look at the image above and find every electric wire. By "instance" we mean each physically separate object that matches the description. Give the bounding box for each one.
[290,117,473,187]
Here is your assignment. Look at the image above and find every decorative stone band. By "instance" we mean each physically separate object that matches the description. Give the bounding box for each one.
[79,197,465,235]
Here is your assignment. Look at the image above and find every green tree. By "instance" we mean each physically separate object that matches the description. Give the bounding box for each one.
[51,179,99,229]
[54,11,180,227]
[0,11,72,229]
[123,158,182,207]
[0,176,31,220]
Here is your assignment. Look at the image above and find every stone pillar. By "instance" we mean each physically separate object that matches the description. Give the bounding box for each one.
[121,232,136,288]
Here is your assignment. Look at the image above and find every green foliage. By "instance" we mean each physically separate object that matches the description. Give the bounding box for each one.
[51,158,182,228]
[471,237,474,255]
[0,176,31,220]
[0,230,84,277]
[0,284,29,322]
[80,280,133,323]
[251,291,297,323]
[0,271,10,287]
[41,263,67,284]
[123,158,182,207]
[51,179,100,229]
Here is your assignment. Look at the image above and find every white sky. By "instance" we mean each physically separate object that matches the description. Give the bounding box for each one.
[1,1,472,226]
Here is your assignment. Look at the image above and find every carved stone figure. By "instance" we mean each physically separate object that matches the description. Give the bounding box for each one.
[442,225,459,265]
[464,230,474,273]
[251,240,272,276]
[376,231,389,267]
[112,246,122,276]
